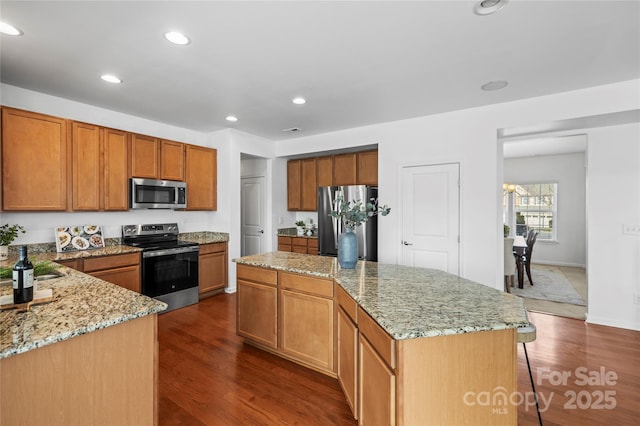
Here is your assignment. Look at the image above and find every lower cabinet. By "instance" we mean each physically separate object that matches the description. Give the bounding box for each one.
[359,335,396,425]
[236,264,518,425]
[199,242,228,297]
[279,272,334,372]
[236,265,278,349]
[277,236,318,255]
[57,253,141,293]
[236,265,335,375]
[337,306,358,418]
[0,314,158,425]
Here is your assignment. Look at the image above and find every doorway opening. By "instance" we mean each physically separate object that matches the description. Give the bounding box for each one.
[501,134,587,319]
[241,155,268,256]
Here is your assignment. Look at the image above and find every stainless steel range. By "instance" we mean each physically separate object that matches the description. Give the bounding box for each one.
[122,223,199,313]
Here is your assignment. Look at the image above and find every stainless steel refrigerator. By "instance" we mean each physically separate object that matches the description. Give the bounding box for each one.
[317,185,378,261]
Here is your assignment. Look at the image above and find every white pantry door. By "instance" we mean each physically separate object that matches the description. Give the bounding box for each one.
[400,163,460,275]
[241,176,266,256]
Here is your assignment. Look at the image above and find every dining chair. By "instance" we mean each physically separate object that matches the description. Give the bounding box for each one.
[503,237,515,292]
[523,229,538,285]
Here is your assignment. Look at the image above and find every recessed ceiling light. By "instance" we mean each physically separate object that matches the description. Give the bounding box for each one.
[474,0,508,16]
[481,80,508,91]
[0,21,23,36]
[100,74,122,84]
[165,31,190,45]
[292,97,306,105]
[226,115,238,122]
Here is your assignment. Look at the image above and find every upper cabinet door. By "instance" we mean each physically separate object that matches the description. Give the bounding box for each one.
[287,160,301,211]
[300,158,317,211]
[130,133,159,179]
[357,150,378,185]
[1,108,69,211]
[159,139,185,181]
[72,121,102,211]
[333,153,357,186]
[317,156,333,187]
[103,128,129,211]
[185,145,217,210]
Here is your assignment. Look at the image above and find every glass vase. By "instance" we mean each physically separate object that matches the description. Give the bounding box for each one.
[338,227,358,269]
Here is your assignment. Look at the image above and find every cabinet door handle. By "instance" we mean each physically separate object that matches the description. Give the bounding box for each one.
[402,240,413,246]
[259,230,264,234]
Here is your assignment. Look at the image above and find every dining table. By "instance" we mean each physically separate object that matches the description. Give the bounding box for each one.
[512,235,528,289]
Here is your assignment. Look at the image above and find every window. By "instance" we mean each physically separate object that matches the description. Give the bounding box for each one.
[513,183,557,240]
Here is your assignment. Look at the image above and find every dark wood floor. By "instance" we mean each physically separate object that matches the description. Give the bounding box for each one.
[158,294,640,425]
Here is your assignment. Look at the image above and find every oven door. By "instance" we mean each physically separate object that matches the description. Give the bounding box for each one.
[141,247,199,297]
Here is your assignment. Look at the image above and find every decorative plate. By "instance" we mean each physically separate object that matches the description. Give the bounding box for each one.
[55,225,104,252]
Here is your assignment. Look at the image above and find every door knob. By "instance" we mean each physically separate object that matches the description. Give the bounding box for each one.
[402,240,413,246]
[259,230,264,234]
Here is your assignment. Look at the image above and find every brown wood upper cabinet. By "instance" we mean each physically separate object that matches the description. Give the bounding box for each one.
[357,150,378,185]
[1,107,70,211]
[287,150,378,211]
[287,158,318,211]
[72,123,129,211]
[333,153,358,186]
[130,135,185,181]
[316,156,333,187]
[185,145,217,210]
[130,133,159,179]
[72,121,102,211]
[287,160,301,210]
[159,139,185,181]
[102,128,130,211]
[333,150,378,186]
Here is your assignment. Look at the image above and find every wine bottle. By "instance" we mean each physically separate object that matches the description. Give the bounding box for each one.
[13,245,34,304]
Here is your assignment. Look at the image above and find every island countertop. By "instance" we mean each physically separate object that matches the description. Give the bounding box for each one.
[234,251,529,340]
[0,266,166,359]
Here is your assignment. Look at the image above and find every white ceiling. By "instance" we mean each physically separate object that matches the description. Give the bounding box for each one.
[1,1,638,141]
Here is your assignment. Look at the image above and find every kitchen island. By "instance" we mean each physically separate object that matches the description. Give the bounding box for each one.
[0,262,166,425]
[235,251,529,425]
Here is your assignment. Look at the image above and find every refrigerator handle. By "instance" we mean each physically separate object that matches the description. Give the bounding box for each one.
[331,189,340,250]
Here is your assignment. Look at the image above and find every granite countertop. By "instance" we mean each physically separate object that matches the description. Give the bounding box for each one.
[3,231,229,263]
[179,231,229,244]
[0,230,229,359]
[234,252,530,340]
[0,266,166,359]
[277,228,318,239]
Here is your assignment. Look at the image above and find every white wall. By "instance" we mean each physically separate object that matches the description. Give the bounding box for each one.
[227,129,276,292]
[275,79,640,331]
[504,152,587,267]
[586,123,640,330]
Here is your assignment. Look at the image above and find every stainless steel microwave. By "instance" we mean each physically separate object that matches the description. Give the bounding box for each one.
[130,178,187,209]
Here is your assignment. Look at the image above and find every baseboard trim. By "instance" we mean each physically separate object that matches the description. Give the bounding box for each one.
[585,314,640,331]
[533,261,586,269]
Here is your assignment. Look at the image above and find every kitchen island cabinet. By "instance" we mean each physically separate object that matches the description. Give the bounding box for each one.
[237,264,278,349]
[278,271,334,372]
[0,264,166,425]
[234,251,529,425]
